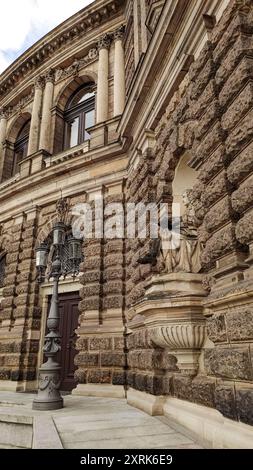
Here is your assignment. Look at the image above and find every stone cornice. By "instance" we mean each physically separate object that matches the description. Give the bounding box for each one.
[0,0,124,100]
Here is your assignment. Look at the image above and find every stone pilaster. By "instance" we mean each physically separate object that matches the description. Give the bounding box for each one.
[113,27,126,117]
[0,109,7,181]
[39,69,54,153]
[27,77,43,156]
[96,35,111,123]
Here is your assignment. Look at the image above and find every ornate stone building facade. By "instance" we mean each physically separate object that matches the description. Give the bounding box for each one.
[0,0,253,448]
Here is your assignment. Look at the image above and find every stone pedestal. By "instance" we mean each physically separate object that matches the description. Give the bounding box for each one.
[19,150,49,178]
[89,122,107,149]
[128,272,206,374]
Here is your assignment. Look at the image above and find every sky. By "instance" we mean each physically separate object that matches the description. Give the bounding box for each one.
[0,0,93,74]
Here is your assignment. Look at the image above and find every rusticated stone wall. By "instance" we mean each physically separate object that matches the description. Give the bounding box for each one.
[75,192,126,388]
[0,212,40,387]
[126,0,253,426]
[127,329,178,396]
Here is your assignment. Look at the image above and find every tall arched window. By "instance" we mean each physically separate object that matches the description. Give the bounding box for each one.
[13,119,30,175]
[64,85,95,150]
[0,253,6,288]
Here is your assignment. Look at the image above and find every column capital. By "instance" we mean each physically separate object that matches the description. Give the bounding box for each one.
[44,68,55,84]
[97,34,111,51]
[33,76,44,90]
[113,25,125,41]
[0,108,8,120]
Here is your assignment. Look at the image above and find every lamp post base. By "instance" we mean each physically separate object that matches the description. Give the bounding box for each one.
[32,363,64,411]
[32,397,63,411]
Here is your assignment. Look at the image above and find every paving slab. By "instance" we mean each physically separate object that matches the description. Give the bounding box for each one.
[0,392,202,449]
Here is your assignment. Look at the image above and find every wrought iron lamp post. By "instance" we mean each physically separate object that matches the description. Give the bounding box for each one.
[33,221,82,411]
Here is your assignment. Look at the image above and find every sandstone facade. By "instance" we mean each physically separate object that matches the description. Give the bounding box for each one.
[0,0,253,444]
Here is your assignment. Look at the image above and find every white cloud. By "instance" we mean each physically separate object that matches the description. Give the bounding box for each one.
[0,0,93,74]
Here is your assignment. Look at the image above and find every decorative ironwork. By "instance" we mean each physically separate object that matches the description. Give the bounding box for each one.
[43,230,83,281]
[33,220,83,411]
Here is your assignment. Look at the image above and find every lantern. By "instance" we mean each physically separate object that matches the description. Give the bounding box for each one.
[53,222,66,246]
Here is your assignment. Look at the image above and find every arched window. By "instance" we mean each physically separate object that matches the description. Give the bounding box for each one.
[0,253,6,288]
[64,85,95,149]
[13,119,30,175]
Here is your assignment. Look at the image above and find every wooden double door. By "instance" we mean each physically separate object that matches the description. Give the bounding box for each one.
[47,292,80,391]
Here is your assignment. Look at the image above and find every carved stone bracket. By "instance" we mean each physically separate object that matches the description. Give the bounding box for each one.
[128,272,207,375]
[150,323,206,374]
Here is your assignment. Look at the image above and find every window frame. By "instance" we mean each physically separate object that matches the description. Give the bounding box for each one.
[13,119,31,176]
[63,85,95,150]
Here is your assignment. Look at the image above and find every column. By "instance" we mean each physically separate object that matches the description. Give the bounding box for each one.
[113,26,126,117]
[96,34,111,123]
[39,69,54,153]
[27,76,43,156]
[0,109,7,180]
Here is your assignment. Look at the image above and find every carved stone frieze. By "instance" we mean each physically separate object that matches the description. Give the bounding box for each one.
[54,48,98,82]
[1,90,34,119]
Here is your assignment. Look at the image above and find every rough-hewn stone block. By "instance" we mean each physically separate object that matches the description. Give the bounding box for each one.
[236,387,253,426]
[204,196,232,233]
[219,57,253,107]
[191,377,216,408]
[207,314,227,343]
[226,309,253,341]
[89,338,112,351]
[74,353,99,367]
[100,352,125,367]
[205,347,253,380]
[227,140,253,185]
[215,385,237,420]
[88,370,111,384]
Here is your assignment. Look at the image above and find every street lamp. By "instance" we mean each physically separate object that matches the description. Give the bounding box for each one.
[33,222,82,411]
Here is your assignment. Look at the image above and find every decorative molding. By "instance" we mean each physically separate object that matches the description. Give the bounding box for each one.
[150,324,206,351]
[44,68,55,84]
[97,33,112,51]
[54,48,98,82]
[1,90,34,119]
[56,197,70,223]
[113,24,125,40]
[150,323,206,374]
[34,76,45,90]
[0,108,8,120]
[0,0,123,99]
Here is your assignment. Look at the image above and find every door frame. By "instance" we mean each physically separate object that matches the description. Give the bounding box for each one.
[38,277,82,387]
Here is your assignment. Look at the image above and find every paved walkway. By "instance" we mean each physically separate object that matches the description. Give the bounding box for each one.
[0,392,202,449]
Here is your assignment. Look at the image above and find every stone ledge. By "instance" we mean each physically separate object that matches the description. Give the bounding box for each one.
[127,388,166,416]
[163,396,253,449]
[72,384,125,399]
